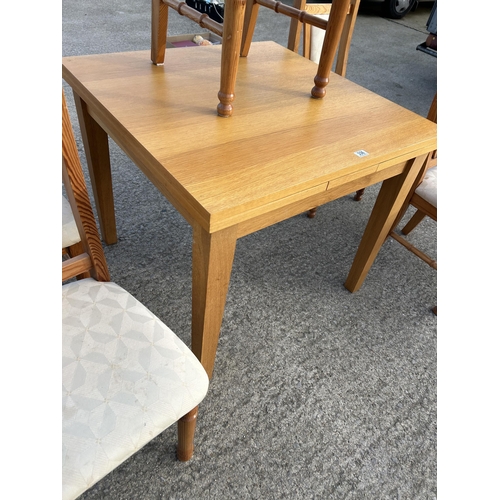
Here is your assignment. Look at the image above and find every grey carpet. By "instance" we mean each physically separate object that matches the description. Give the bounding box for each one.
[62,1,437,498]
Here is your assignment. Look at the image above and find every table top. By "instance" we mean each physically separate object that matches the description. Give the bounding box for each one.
[62,41,436,233]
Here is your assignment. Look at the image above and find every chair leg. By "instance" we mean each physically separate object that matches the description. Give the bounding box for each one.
[353,188,365,201]
[177,407,199,461]
[217,0,247,117]
[151,0,169,65]
[241,0,260,56]
[307,207,318,218]
[401,209,426,235]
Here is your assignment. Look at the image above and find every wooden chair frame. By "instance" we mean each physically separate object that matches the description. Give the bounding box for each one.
[152,0,246,118]
[62,94,110,283]
[388,94,437,270]
[62,90,202,461]
[242,0,352,95]
[151,0,353,117]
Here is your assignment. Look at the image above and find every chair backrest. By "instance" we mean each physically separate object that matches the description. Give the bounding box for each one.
[62,90,110,283]
[387,94,437,272]
[287,0,361,77]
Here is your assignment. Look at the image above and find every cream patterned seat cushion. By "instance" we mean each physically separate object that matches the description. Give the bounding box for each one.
[62,278,209,500]
[310,14,329,64]
[415,166,437,208]
[62,195,81,248]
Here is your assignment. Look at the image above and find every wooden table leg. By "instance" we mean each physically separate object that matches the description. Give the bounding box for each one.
[344,154,428,292]
[191,224,238,378]
[73,92,118,245]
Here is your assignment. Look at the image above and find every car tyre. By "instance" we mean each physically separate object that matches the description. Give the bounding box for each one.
[384,0,418,19]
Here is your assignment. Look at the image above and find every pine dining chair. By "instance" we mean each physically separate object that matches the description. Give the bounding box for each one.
[62,90,209,499]
[388,93,437,269]
[387,94,437,313]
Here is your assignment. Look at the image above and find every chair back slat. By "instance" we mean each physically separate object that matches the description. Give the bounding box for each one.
[62,253,93,282]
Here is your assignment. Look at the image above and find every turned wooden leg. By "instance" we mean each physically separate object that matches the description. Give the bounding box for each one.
[217,0,246,117]
[307,207,318,218]
[73,92,117,245]
[192,225,238,378]
[311,0,351,98]
[353,188,365,201]
[344,154,427,292]
[177,407,199,461]
[240,0,260,56]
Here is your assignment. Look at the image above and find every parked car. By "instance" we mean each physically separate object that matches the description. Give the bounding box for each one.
[365,0,434,19]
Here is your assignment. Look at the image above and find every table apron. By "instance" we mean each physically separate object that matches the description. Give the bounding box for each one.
[235,158,411,238]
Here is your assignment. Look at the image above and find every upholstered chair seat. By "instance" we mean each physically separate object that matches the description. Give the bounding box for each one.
[309,13,329,64]
[62,278,209,500]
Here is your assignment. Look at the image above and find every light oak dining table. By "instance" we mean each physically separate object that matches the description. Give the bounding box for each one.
[62,41,437,379]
